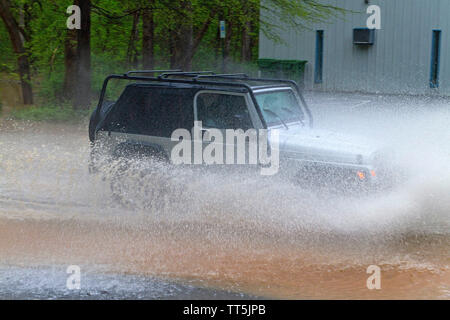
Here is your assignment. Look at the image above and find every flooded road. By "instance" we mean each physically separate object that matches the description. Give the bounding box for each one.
[0,92,449,299]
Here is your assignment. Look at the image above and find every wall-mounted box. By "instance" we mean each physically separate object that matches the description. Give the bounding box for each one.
[353,28,375,45]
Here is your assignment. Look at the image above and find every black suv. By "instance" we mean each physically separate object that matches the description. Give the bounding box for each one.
[89,70,389,188]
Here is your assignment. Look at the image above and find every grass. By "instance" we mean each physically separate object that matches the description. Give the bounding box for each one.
[8,104,93,123]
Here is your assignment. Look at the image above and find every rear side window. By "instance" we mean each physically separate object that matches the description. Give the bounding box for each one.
[196,92,252,130]
[103,85,194,137]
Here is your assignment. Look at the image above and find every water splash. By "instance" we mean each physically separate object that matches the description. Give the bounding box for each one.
[0,93,448,299]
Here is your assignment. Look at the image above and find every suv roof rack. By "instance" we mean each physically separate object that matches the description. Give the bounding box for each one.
[93,71,313,136]
[194,74,313,126]
[194,73,249,79]
[158,71,215,79]
[126,70,181,76]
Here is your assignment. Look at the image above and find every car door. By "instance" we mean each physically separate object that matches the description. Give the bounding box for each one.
[193,90,261,171]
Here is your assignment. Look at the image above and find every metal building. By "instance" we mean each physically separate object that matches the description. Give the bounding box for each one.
[259,0,450,95]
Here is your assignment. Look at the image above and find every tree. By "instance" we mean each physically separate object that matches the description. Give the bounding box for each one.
[142,0,155,69]
[241,17,252,63]
[259,0,344,41]
[73,0,91,110]
[63,29,77,101]
[0,0,344,109]
[161,0,217,70]
[126,10,140,67]
[0,0,33,104]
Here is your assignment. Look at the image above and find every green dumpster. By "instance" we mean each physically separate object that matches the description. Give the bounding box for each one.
[257,59,282,78]
[257,59,307,85]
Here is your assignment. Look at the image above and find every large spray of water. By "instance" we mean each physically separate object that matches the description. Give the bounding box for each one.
[0,93,448,298]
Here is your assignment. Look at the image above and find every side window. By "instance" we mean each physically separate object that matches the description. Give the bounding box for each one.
[103,86,194,137]
[196,93,253,130]
[103,86,147,134]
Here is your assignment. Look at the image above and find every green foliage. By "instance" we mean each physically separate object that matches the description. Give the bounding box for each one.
[0,0,343,116]
[27,0,71,71]
[260,0,346,42]
[35,67,65,104]
[0,18,16,73]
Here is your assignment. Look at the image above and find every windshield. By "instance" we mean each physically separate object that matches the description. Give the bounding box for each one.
[254,89,305,127]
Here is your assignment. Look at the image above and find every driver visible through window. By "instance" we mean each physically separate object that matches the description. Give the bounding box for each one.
[196,93,252,130]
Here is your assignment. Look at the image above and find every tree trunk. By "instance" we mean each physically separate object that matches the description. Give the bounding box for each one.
[223,21,233,73]
[63,29,77,101]
[170,1,215,71]
[180,19,193,71]
[169,31,177,69]
[171,0,193,71]
[73,0,91,110]
[215,23,221,69]
[0,0,33,105]
[142,3,155,70]
[240,0,252,63]
[241,20,252,63]
[185,9,216,68]
[127,11,140,68]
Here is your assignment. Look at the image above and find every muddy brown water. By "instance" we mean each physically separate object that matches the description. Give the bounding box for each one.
[0,93,449,299]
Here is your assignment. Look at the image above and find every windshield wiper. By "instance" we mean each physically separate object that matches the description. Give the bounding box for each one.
[263,108,289,129]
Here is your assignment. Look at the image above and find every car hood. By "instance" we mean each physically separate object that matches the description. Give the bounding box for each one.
[269,124,384,166]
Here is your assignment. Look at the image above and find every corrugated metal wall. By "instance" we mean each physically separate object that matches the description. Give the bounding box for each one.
[259,0,450,95]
